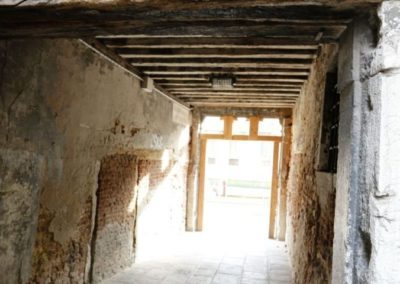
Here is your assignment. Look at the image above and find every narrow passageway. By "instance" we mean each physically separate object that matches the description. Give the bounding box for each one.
[101,231,291,284]
[104,136,290,283]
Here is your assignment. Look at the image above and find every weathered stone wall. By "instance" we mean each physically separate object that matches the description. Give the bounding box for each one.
[286,44,338,284]
[333,2,400,283]
[0,39,190,283]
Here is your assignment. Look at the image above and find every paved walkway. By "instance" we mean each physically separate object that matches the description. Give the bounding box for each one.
[101,232,292,284]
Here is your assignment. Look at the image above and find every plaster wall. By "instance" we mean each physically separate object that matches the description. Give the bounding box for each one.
[0,39,190,283]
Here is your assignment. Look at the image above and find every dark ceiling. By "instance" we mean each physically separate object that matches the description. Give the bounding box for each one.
[0,1,378,108]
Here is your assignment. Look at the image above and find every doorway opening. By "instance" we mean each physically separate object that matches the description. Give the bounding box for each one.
[203,139,275,237]
[197,116,282,240]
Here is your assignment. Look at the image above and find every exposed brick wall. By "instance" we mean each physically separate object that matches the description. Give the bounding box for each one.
[135,158,188,258]
[92,154,137,283]
[286,44,337,284]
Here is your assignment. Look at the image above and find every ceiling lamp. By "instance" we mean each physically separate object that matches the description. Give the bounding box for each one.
[211,76,234,90]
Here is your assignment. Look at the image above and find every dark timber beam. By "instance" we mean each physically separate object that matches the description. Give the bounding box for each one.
[0,1,381,9]
[101,37,321,49]
[159,82,304,88]
[151,74,308,80]
[168,88,301,92]
[142,67,310,76]
[129,58,313,69]
[175,91,299,98]
[0,16,347,38]
[188,102,295,108]
[0,3,366,37]
[114,48,317,59]
[157,79,306,85]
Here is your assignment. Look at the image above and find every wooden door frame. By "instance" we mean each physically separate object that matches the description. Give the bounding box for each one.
[196,115,281,235]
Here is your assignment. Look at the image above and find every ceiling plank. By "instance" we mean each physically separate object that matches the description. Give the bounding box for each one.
[129,58,313,69]
[187,102,295,108]
[167,87,301,92]
[159,82,304,87]
[151,74,308,80]
[174,92,299,97]
[115,48,317,59]
[144,69,310,76]
[101,37,320,49]
[0,4,360,37]
[0,16,346,38]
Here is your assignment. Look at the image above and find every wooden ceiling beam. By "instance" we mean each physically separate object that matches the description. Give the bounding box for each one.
[185,98,297,102]
[178,96,299,100]
[188,102,295,108]
[0,16,346,38]
[157,79,307,85]
[143,69,310,76]
[174,92,299,97]
[1,1,380,10]
[115,48,317,59]
[168,87,301,92]
[159,82,304,87]
[151,74,308,80]
[129,58,313,69]
[0,4,360,38]
[187,98,296,102]
[101,37,320,49]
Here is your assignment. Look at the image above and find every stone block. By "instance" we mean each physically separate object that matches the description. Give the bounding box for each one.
[371,1,400,74]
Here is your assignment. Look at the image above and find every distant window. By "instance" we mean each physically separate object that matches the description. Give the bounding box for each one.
[232,117,250,135]
[229,159,239,166]
[318,71,339,173]
[208,157,216,165]
[258,118,282,136]
[201,116,224,134]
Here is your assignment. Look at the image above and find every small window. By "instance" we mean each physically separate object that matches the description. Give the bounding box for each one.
[208,157,216,165]
[201,116,224,134]
[258,118,282,136]
[317,71,339,173]
[232,117,250,135]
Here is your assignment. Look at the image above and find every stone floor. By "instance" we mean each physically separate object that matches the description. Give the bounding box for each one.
[101,231,292,284]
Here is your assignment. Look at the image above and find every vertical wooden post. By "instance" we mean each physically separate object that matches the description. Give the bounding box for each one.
[277,118,291,241]
[223,116,234,139]
[196,138,207,231]
[269,141,280,239]
[249,116,260,139]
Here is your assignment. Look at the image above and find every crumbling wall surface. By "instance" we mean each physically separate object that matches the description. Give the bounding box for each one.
[286,44,338,284]
[0,39,190,283]
[91,154,137,283]
[0,150,44,284]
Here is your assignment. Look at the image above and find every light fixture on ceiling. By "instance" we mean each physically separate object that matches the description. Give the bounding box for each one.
[211,76,235,90]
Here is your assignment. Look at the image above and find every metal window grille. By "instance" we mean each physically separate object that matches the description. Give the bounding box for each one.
[328,92,340,173]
